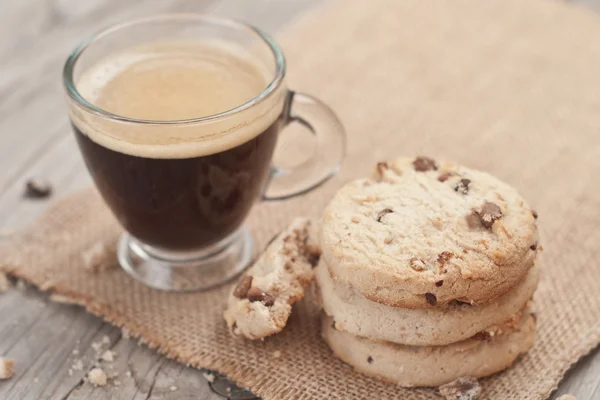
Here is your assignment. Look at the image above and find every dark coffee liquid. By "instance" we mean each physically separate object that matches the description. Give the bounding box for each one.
[74,121,280,250]
[71,42,282,250]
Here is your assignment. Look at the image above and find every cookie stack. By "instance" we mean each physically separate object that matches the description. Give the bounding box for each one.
[316,156,540,387]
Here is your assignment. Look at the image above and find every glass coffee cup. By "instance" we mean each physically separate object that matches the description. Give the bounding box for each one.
[63,15,344,291]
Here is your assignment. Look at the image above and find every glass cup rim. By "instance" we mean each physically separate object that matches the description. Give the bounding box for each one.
[62,13,287,125]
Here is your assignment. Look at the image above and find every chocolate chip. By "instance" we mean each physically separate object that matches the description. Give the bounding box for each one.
[261,293,275,307]
[307,252,321,267]
[476,202,502,229]
[465,212,482,229]
[471,331,492,341]
[437,172,453,182]
[247,287,275,306]
[376,208,393,222]
[25,179,52,198]
[233,276,253,299]
[367,356,373,364]
[437,251,453,264]
[435,280,444,287]
[530,243,538,251]
[413,156,437,172]
[531,210,538,219]
[425,292,437,306]
[454,178,471,195]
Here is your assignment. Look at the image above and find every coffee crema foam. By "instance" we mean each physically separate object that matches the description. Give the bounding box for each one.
[70,42,286,159]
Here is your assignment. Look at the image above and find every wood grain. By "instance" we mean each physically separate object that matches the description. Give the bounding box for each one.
[0,0,598,399]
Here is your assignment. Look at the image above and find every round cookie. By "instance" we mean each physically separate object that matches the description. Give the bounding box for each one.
[315,259,539,346]
[319,156,539,308]
[321,310,536,387]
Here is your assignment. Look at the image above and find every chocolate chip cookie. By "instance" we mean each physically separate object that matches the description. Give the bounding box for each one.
[319,156,539,308]
[224,218,320,340]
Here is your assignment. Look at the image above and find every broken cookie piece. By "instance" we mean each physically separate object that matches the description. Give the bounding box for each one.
[224,218,320,340]
[439,376,481,400]
[0,357,14,380]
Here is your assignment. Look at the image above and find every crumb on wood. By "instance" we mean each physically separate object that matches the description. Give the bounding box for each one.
[72,360,84,371]
[0,273,10,293]
[121,328,131,339]
[91,342,102,352]
[72,349,79,356]
[68,369,73,376]
[125,370,132,378]
[0,357,15,380]
[16,280,26,291]
[102,335,110,345]
[557,395,577,400]
[88,368,108,387]
[170,386,177,392]
[100,350,114,362]
[202,371,215,383]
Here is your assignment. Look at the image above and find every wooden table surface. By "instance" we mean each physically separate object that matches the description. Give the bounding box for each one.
[0,0,599,399]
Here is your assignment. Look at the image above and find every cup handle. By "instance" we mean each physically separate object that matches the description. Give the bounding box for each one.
[262,90,346,201]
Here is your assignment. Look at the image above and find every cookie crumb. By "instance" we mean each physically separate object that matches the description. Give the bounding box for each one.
[34,377,39,383]
[88,368,107,387]
[72,360,84,371]
[272,350,281,358]
[0,357,15,380]
[0,273,10,293]
[202,371,215,383]
[68,369,73,376]
[91,342,102,352]
[170,385,178,392]
[100,350,114,362]
[226,387,231,393]
[113,380,121,386]
[72,349,79,356]
[121,328,131,339]
[557,395,576,400]
[125,370,132,378]
[439,376,481,400]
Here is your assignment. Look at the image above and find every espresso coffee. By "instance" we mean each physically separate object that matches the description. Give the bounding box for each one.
[71,43,284,250]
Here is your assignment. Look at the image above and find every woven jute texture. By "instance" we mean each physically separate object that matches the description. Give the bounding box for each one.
[3,0,600,398]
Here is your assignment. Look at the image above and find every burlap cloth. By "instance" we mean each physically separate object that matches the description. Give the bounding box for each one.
[3,0,600,398]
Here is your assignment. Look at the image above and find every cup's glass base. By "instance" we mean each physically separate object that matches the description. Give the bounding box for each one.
[117,228,253,292]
